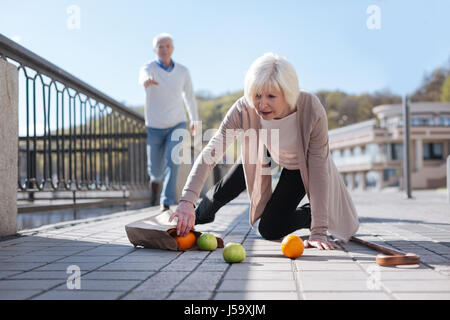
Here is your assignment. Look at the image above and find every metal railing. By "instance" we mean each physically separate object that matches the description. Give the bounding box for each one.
[0,34,149,198]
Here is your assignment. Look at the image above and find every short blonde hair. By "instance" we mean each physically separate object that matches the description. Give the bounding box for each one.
[153,33,174,50]
[244,53,300,111]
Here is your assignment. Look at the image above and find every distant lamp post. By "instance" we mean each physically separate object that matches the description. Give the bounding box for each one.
[402,95,412,199]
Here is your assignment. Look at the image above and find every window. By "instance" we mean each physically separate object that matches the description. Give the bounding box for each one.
[423,142,443,160]
[411,118,424,126]
[383,169,397,182]
[391,143,403,160]
[366,171,378,187]
[366,144,379,161]
[343,173,349,187]
[425,118,435,126]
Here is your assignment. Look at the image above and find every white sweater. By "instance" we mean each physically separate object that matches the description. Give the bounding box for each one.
[138,60,199,128]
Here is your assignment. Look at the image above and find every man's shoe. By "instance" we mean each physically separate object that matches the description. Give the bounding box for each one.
[150,182,161,206]
[161,204,171,212]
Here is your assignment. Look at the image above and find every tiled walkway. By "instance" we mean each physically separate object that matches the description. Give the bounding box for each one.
[1,189,449,300]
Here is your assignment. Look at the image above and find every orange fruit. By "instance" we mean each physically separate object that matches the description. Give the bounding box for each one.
[167,228,196,250]
[281,234,304,258]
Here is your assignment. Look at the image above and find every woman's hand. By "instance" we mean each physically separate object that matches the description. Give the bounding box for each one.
[304,238,340,250]
[169,200,196,236]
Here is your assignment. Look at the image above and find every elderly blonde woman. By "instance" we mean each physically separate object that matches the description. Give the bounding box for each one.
[170,53,359,250]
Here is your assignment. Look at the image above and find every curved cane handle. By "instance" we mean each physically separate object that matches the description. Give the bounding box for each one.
[376,253,420,267]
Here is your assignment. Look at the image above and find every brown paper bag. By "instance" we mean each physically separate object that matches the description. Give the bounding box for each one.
[125,210,224,251]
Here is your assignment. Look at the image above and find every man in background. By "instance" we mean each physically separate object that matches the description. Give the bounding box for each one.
[138,33,199,212]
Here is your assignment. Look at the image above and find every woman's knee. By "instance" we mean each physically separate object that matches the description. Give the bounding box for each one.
[258,220,283,240]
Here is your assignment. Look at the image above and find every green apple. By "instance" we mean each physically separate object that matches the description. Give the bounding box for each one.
[222,243,246,263]
[197,233,218,251]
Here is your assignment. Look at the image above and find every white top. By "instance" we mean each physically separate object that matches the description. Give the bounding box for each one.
[260,111,300,170]
[138,61,199,128]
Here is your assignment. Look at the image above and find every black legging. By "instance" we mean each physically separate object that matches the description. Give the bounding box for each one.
[194,157,311,240]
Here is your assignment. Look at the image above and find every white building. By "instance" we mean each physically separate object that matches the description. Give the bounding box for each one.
[329,102,450,190]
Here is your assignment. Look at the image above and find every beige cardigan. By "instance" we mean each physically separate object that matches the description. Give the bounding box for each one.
[180,91,359,242]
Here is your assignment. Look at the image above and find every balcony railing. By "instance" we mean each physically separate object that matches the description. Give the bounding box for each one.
[0,34,149,195]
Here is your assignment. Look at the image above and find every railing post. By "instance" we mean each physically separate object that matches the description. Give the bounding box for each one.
[0,58,18,237]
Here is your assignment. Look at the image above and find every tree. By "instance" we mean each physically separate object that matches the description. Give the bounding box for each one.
[411,67,448,102]
[441,76,450,102]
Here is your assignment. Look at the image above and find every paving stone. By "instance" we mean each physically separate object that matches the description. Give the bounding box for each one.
[98,262,167,271]
[358,263,431,271]
[300,278,379,292]
[57,255,119,263]
[217,279,296,292]
[35,262,105,272]
[243,256,291,264]
[0,290,42,300]
[33,290,124,300]
[228,262,292,272]
[298,270,370,281]
[130,271,190,293]
[0,271,22,279]
[82,271,155,281]
[114,255,176,263]
[0,279,63,290]
[302,291,392,300]
[161,261,201,272]
[298,255,357,263]
[1,255,63,263]
[175,271,223,291]
[167,291,214,300]
[295,261,362,271]
[213,291,298,300]
[245,250,281,256]
[373,271,449,280]
[196,261,229,272]
[121,290,169,300]
[419,254,450,264]
[30,249,88,255]
[0,262,47,271]
[9,271,70,280]
[381,280,450,292]
[393,292,450,300]
[224,270,294,280]
[53,279,140,291]
[77,246,136,256]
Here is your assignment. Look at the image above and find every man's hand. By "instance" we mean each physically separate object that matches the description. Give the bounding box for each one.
[169,200,196,236]
[144,79,159,88]
[304,239,340,250]
[190,123,197,136]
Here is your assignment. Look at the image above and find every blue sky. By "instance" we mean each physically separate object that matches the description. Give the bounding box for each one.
[1,0,449,108]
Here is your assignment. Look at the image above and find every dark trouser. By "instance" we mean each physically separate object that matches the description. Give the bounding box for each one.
[195,158,311,240]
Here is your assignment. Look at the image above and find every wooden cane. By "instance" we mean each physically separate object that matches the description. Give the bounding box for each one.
[350,236,420,267]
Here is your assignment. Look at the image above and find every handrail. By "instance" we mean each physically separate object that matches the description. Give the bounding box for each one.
[0,33,149,193]
[0,33,143,121]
